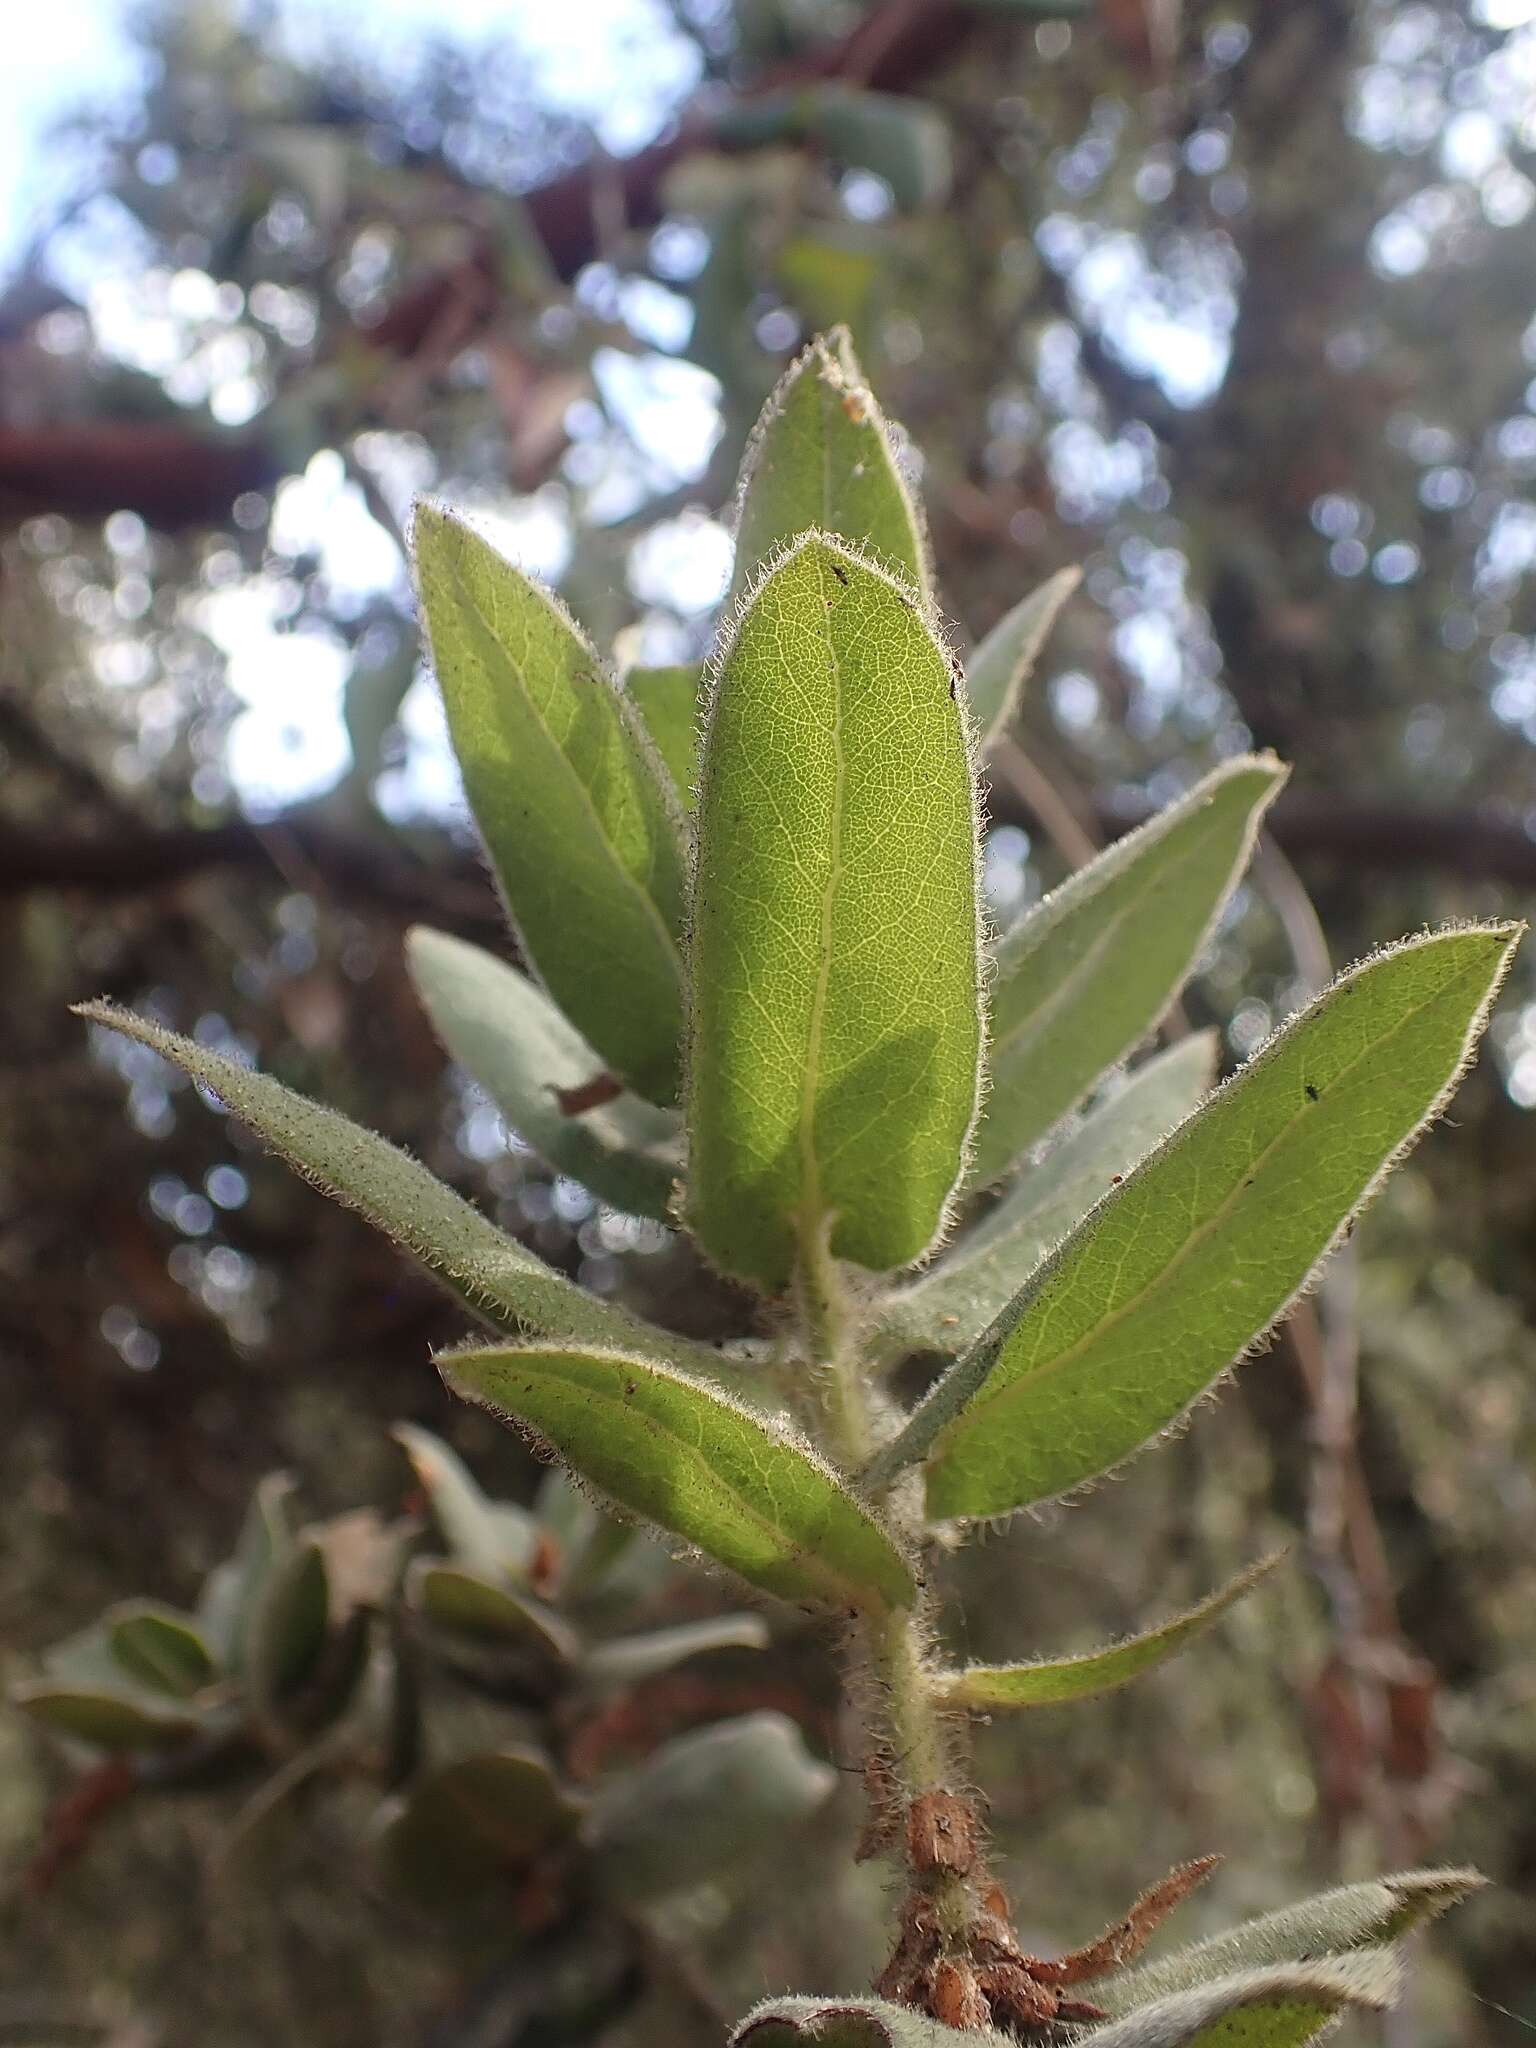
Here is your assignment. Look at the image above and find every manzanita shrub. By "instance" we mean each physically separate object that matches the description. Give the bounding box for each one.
[52,330,1521,2042]
[15,1427,829,1927]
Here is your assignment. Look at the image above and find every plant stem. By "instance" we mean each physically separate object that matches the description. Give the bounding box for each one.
[795,1225,981,1960]
[796,1216,874,1467]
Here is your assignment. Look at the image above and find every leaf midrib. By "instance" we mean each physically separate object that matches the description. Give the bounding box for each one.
[796,539,847,1257]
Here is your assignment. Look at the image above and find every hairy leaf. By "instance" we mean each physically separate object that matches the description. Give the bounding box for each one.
[971,758,1286,1189]
[442,1342,916,1612]
[77,1006,695,1362]
[377,1748,579,1907]
[938,1550,1283,1709]
[876,1036,1216,1363]
[625,664,702,809]
[1081,1952,1401,2047]
[586,1713,835,1903]
[880,924,1522,1518]
[733,1997,993,2048]
[107,1603,217,1699]
[414,502,688,1102]
[730,331,928,601]
[688,532,982,1289]
[406,927,682,1220]
[1097,1870,1484,2017]
[967,565,1081,749]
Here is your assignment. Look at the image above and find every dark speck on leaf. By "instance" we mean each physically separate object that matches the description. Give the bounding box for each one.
[829,561,849,587]
[1305,1083,1320,1101]
[626,1381,638,1396]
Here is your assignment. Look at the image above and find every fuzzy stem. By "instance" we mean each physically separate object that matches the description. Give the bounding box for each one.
[794,1222,981,1964]
[796,1215,874,1467]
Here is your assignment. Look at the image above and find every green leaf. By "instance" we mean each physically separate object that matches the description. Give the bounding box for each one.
[805,87,952,212]
[248,1538,329,1712]
[585,1712,835,1903]
[106,1603,217,1699]
[733,1997,993,2048]
[777,233,881,353]
[405,927,681,1222]
[405,1560,578,1662]
[392,1422,539,1581]
[971,758,1287,1189]
[875,1035,1216,1364]
[377,1748,579,1907]
[967,565,1081,750]
[730,331,929,603]
[625,664,702,811]
[12,1682,200,1753]
[195,1471,295,1673]
[938,1550,1284,1710]
[688,532,982,1290]
[882,924,1521,1519]
[582,1614,770,1688]
[77,1006,694,1363]
[1079,1953,1402,2047]
[441,1342,916,1613]
[1097,1870,1484,2018]
[413,501,689,1103]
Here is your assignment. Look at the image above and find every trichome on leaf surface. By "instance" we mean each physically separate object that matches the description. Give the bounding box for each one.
[35,329,1519,2045]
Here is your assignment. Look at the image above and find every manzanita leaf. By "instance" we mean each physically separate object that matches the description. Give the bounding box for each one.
[585,1712,835,1904]
[730,330,929,601]
[12,1682,200,1752]
[414,501,689,1104]
[195,1471,294,1673]
[625,664,702,810]
[377,1747,580,1907]
[76,1006,699,1363]
[441,1342,916,1613]
[392,1422,540,1582]
[106,1603,218,1699]
[405,1560,578,1662]
[878,924,1521,1518]
[937,1550,1283,1710]
[581,1614,770,1687]
[1079,1951,1401,2047]
[247,1537,329,1713]
[1096,1870,1484,2017]
[875,1035,1216,1364]
[688,532,982,1290]
[804,88,953,212]
[967,565,1081,750]
[733,1997,993,2048]
[971,757,1286,1189]
[405,927,681,1222]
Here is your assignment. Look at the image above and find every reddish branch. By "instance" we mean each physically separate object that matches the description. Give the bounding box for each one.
[0,425,279,530]
[3,789,1532,918]
[514,0,981,281]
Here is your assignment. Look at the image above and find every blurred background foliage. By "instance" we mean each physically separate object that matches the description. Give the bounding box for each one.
[2,0,1535,2042]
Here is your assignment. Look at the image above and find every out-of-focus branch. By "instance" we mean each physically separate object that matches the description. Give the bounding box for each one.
[5,787,1536,915]
[512,0,984,283]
